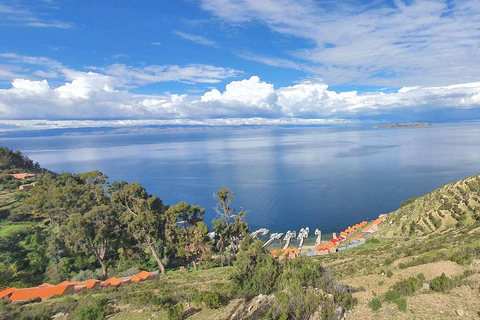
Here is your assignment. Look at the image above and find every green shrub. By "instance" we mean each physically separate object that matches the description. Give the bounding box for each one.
[417,273,425,281]
[430,273,453,292]
[384,290,401,302]
[396,297,407,311]
[392,277,421,296]
[386,270,393,278]
[368,298,382,311]
[195,292,221,309]
[167,303,184,320]
[75,297,109,320]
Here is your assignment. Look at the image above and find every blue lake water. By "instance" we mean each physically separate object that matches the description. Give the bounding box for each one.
[1,123,480,234]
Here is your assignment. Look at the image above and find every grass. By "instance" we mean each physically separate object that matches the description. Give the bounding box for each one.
[0,222,35,237]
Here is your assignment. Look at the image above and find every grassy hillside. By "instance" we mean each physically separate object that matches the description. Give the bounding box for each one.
[2,146,480,319]
[385,174,480,237]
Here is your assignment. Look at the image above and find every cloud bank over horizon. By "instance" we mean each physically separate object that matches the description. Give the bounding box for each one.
[1,61,480,126]
[1,0,480,130]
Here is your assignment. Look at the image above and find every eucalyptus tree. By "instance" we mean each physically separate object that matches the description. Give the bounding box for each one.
[61,205,120,279]
[164,201,210,270]
[212,188,249,255]
[110,181,167,274]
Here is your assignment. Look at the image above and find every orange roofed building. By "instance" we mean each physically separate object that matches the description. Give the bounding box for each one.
[11,173,36,180]
[0,288,17,300]
[316,243,337,255]
[9,285,74,302]
[271,248,301,260]
[101,277,129,288]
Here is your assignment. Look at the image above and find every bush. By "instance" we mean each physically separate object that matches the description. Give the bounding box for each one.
[384,290,401,302]
[75,297,109,320]
[195,292,221,309]
[392,277,421,296]
[167,303,184,320]
[430,273,453,292]
[386,270,393,278]
[230,238,280,297]
[396,297,407,311]
[368,298,382,311]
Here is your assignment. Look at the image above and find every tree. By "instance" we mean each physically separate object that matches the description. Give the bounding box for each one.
[183,221,211,271]
[163,201,207,263]
[61,205,120,279]
[212,188,249,255]
[110,182,167,274]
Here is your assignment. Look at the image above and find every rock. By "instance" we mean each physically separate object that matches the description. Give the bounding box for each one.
[456,309,465,317]
[422,283,430,291]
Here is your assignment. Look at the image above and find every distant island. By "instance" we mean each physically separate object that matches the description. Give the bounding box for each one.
[373,121,432,129]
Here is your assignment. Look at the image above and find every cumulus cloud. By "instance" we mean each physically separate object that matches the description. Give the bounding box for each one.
[1,70,480,122]
[200,0,480,87]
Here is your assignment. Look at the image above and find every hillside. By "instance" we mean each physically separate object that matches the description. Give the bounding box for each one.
[2,147,480,319]
[384,174,480,237]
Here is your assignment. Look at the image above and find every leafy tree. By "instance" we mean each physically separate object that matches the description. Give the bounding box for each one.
[110,182,167,274]
[61,205,121,279]
[164,202,210,270]
[212,188,249,255]
[184,221,211,271]
[0,147,44,173]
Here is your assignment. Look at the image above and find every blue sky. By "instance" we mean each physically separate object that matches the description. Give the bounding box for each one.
[0,0,480,129]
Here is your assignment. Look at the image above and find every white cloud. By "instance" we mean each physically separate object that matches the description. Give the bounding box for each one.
[98,63,241,86]
[151,42,162,46]
[199,0,480,87]
[0,53,242,88]
[237,52,305,71]
[1,71,480,122]
[0,3,74,29]
[173,30,217,47]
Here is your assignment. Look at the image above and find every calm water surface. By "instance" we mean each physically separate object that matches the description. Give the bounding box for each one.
[2,123,480,234]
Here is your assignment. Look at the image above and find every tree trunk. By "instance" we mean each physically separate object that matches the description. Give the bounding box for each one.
[101,262,108,280]
[147,238,166,275]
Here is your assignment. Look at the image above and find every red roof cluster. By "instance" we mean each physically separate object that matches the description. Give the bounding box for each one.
[1,270,159,302]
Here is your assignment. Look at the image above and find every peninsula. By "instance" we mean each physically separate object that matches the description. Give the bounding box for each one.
[373,121,432,128]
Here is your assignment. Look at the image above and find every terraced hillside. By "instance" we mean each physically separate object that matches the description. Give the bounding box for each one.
[384,174,480,237]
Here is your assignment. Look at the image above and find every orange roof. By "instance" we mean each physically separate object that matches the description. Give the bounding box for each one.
[101,277,124,287]
[83,279,101,290]
[316,242,337,251]
[130,275,144,283]
[0,287,16,300]
[271,249,279,255]
[340,231,347,236]
[12,173,28,179]
[38,283,54,288]
[364,225,371,231]
[291,248,300,254]
[57,281,78,286]
[9,285,74,302]
[372,218,384,226]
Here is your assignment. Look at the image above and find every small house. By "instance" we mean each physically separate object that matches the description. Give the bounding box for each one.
[9,285,74,302]
[0,288,16,300]
[12,173,36,180]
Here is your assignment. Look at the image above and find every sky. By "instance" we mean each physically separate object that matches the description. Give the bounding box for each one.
[0,0,480,130]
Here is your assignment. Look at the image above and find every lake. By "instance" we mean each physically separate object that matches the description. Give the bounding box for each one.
[2,123,480,235]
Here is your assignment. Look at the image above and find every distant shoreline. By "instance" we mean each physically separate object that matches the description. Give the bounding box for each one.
[373,121,432,129]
